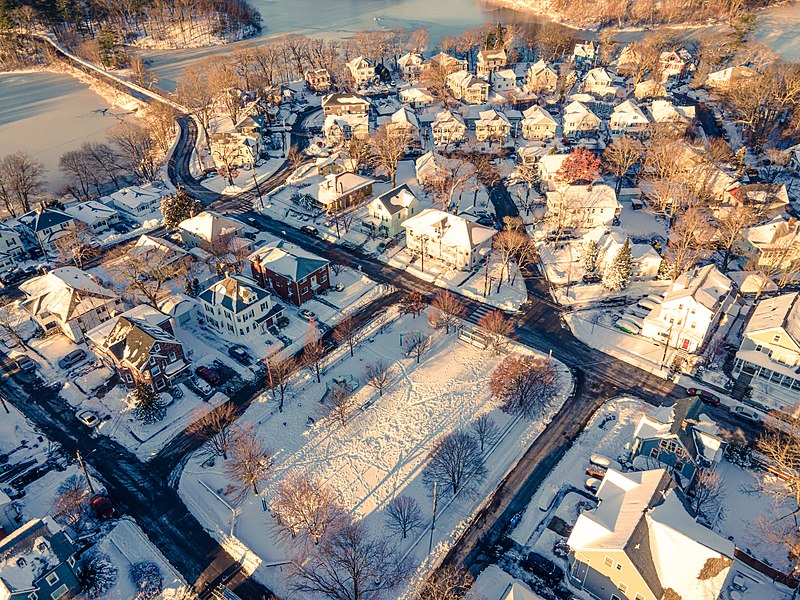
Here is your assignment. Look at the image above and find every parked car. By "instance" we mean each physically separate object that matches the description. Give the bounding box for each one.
[14,356,36,373]
[589,454,621,470]
[585,477,601,494]
[77,410,100,427]
[537,484,558,512]
[377,239,397,252]
[300,225,319,237]
[525,552,564,585]
[89,494,117,519]
[582,273,601,284]
[299,309,316,320]
[195,366,220,385]
[733,405,760,422]
[227,345,250,364]
[58,349,87,370]
[686,387,721,406]
[194,378,213,395]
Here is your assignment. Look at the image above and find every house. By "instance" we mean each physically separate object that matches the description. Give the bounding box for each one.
[492,68,517,93]
[649,99,695,126]
[19,266,121,342]
[517,144,548,166]
[632,398,726,487]
[0,222,26,270]
[429,52,467,76]
[17,207,76,256]
[347,56,375,87]
[526,60,558,94]
[582,67,617,97]
[415,151,446,185]
[317,172,376,209]
[609,99,650,137]
[397,52,425,81]
[399,86,435,108]
[249,241,331,306]
[361,184,420,237]
[198,274,283,339]
[321,93,370,117]
[446,70,490,104]
[572,41,596,68]
[234,113,267,136]
[727,183,790,216]
[430,109,467,148]
[521,105,557,141]
[475,109,511,149]
[130,234,193,270]
[633,79,667,101]
[562,101,601,139]
[743,216,800,270]
[706,65,756,89]
[63,200,120,233]
[87,305,189,391]
[591,228,662,279]
[659,50,688,80]
[546,184,621,229]
[323,113,370,145]
[733,292,800,411]
[177,211,247,252]
[304,68,332,92]
[538,154,571,192]
[567,468,734,600]
[209,131,261,168]
[0,517,81,600]
[641,265,734,353]
[477,48,508,78]
[383,106,420,147]
[402,208,496,270]
[105,183,167,217]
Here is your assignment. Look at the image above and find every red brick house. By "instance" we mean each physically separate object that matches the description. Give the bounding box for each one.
[249,242,331,306]
[87,306,188,392]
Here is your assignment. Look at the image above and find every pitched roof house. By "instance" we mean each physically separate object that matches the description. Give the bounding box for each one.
[399,86,435,107]
[402,208,496,270]
[361,184,420,238]
[317,172,376,209]
[567,468,734,600]
[582,67,617,96]
[521,105,557,141]
[177,211,247,252]
[0,222,26,270]
[198,274,283,339]
[446,70,490,104]
[323,113,370,145]
[477,47,508,78]
[429,52,467,76]
[249,242,331,306]
[431,109,467,148]
[104,182,167,217]
[475,109,511,147]
[634,79,667,101]
[415,151,446,185]
[546,184,621,229]
[17,208,75,256]
[304,68,332,92]
[321,93,370,116]
[397,52,425,80]
[610,99,650,137]
[347,56,376,87]
[382,106,420,147]
[743,215,800,270]
[19,266,121,342]
[526,59,558,94]
[563,101,601,139]
[63,200,120,233]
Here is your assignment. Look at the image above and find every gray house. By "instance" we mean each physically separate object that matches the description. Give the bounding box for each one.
[0,517,81,600]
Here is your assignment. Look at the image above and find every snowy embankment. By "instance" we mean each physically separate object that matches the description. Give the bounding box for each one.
[179,308,573,597]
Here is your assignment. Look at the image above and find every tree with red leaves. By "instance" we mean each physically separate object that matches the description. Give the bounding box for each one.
[556,147,601,185]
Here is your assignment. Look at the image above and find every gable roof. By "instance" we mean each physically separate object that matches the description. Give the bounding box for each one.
[372,184,418,216]
[249,241,329,282]
[18,208,73,232]
[745,292,800,346]
[522,105,557,125]
[178,211,244,244]
[63,201,118,226]
[20,267,115,323]
[198,274,272,314]
[321,93,370,109]
[663,264,732,313]
[432,109,466,128]
[0,518,74,594]
[102,311,179,370]
[402,208,496,249]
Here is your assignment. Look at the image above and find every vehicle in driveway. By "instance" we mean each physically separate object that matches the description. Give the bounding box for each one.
[299,309,316,320]
[195,366,220,385]
[228,345,250,364]
[58,349,87,369]
[582,273,601,284]
[686,387,721,406]
[525,552,564,585]
[89,494,117,519]
[733,405,760,422]
[300,225,319,237]
[14,356,36,372]
[194,378,213,395]
[537,484,559,511]
[77,410,100,427]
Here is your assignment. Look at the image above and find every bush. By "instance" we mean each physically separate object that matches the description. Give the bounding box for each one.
[129,561,162,600]
[698,556,732,580]
[79,552,118,597]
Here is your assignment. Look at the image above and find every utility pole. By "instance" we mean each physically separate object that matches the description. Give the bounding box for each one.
[76,450,95,494]
[483,258,491,296]
[0,390,9,414]
[428,481,438,554]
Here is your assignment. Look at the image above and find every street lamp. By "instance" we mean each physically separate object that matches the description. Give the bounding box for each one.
[250,153,264,208]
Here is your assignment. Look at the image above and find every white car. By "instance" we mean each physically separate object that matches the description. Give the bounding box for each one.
[194,378,212,395]
[733,405,761,423]
[77,410,100,428]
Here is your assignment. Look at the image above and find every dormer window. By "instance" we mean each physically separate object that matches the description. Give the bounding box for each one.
[152,343,160,353]
[38,541,48,553]
[17,557,26,567]
[774,334,782,343]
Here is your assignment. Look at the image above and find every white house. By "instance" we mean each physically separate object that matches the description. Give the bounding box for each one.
[609,99,650,137]
[178,211,248,251]
[521,105,557,141]
[538,154,571,192]
[323,113,370,145]
[743,216,800,270]
[562,101,601,139]
[475,109,511,149]
[428,52,467,75]
[446,70,490,104]
[582,67,618,97]
[430,109,467,148]
[476,48,508,78]
[321,93,371,116]
[317,172,376,209]
[402,208,496,270]
[397,52,425,81]
[641,264,734,353]
[733,292,800,411]
[526,60,558,94]
[105,183,167,217]
[706,65,756,89]
[382,106,420,147]
[591,228,662,279]
[399,86,435,108]
[634,79,667,100]
[649,99,695,126]
[17,207,76,256]
[492,68,517,93]
[0,222,26,269]
[19,266,122,342]
[546,184,621,229]
[361,184,420,238]
[63,201,120,233]
[572,41,596,67]
[347,56,375,87]
[415,151,446,185]
[209,131,261,169]
[198,274,283,341]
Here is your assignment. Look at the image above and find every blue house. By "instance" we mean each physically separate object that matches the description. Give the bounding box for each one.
[631,397,726,489]
[0,518,81,600]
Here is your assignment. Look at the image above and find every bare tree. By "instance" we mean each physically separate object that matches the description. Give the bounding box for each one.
[418,565,476,600]
[272,474,345,546]
[268,356,296,412]
[289,520,408,600]
[603,135,644,194]
[490,354,559,419]
[326,381,357,427]
[398,290,426,318]
[477,310,514,355]
[404,331,432,364]
[177,63,216,153]
[60,148,98,200]
[53,221,96,269]
[109,122,157,182]
[224,424,274,504]
[666,205,716,280]
[107,244,188,306]
[371,124,407,186]
[0,151,46,214]
[470,414,499,453]
[363,360,392,397]
[303,321,326,383]
[333,315,359,357]
[430,290,466,335]
[492,229,527,290]
[187,403,238,460]
[52,474,89,530]
[424,430,487,497]
[384,495,423,539]
[345,136,373,174]
[0,300,29,349]
[690,468,726,524]
[715,204,759,272]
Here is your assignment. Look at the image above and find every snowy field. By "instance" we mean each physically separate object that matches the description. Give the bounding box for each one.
[179,308,573,597]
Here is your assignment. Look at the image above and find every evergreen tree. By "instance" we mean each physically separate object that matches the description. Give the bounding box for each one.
[132,383,167,425]
[495,22,504,49]
[160,187,204,230]
[583,240,599,273]
[603,237,632,291]
[184,277,200,297]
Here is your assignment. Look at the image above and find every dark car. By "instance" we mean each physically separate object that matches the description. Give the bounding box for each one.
[195,365,220,385]
[525,552,564,585]
[300,225,319,237]
[89,494,117,520]
[228,345,250,364]
[15,356,36,373]
[582,273,601,284]
[686,387,721,406]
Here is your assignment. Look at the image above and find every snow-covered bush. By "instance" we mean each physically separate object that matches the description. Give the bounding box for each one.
[129,560,163,600]
[79,552,118,597]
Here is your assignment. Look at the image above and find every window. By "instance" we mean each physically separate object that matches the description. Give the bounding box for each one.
[45,573,59,586]
[125,373,133,383]
[604,556,614,567]
[755,343,763,352]
[151,364,161,376]
[168,352,176,362]
[155,378,165,390]
[616,563,623,571]
[152,343,160,353]
[50,584,68,599]
[618,583,628,593]
[635,595,646,600]
[774,334,782,342]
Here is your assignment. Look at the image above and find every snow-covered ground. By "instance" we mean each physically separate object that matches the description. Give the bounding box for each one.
[180,308,573,597]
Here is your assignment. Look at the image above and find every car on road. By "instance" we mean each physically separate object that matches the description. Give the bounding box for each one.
[89,494,117,520]
[321,337,338,353]
[299,309,316,320]
[733,405,760,422]
[300,225,319,237]
[686,387,721,406]
[340,242,358,252]
[14,356,36,373]
[77,410,100,427]
[227,345,251,364]
[525,552,564,585]
[58,349,87,370]
[195,366,220,385]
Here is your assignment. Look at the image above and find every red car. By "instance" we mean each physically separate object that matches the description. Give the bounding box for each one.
[90,494,117,520]
[686,387,721,407]
[195,366,220,385]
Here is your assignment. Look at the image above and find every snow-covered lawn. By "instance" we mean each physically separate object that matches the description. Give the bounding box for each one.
[202,153,287,195]
[179,309,572,597]
[0,401,60,497]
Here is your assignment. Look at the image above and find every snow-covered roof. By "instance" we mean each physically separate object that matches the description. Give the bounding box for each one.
[415,151,445,182]
[663,264,732,313]
[249,241,329,282]
[495,68,517,80]
[727,271,778,295]
[178,211,244,244]
[538,154,570,178]
[745,292,800,345]
[318,172,376,205]
[400,87,435,103]
[528,59,556,78]
[63,201,118,226]
[346,55,373,70]
[478,48,507,62]
[198,274,272,315]
[522,105,557,126]
[584,67,612,85]
[18,208,73,233]
[547,184,620,211]
[650,99,695,123]
[397,52,423,68]
[634,79,667,99]
[323,113,369,135]
[20,266,116,323]
[131,234,190,265]
[103,183,166,210]
[95,308,178,370]
[612,99,649,122]
[432,109,465,128]
[391,106,419,128]
[372,184,418,216]
[0,517,75,594]
[321,93,370,109]
[745,215,795,246]
[402,208,495,249]
[563,100,600,126]
[477,109,510,127]
[447,70,488,89]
